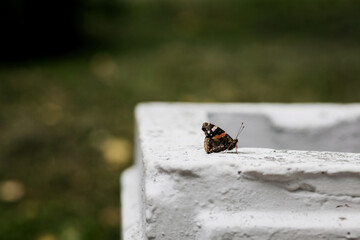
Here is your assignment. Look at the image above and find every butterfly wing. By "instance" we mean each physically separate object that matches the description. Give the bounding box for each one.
[202,122,237,154]
[205,134,237,153]
[202,122,225,138]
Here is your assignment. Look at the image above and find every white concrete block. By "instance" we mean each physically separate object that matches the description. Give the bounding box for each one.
[121,167,143,240]
[122,103,360,240]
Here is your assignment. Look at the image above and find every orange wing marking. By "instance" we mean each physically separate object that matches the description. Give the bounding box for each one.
[212,132,226,139]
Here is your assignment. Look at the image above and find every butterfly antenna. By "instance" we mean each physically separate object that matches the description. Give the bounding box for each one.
[235,122,245,139]
[235,122,245,153]
[224,123,245,154]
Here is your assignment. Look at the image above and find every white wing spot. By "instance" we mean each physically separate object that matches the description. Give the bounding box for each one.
[211,126,218,131]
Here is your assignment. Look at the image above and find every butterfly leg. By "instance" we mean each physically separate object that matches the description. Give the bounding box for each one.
[223,142,234,154]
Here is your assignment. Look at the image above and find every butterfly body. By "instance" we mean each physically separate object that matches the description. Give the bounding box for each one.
[202,122,240,154]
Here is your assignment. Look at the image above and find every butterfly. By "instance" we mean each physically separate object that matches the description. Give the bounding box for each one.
[201,122,244,154]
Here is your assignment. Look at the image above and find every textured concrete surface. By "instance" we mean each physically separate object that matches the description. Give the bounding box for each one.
[122,103,360,240]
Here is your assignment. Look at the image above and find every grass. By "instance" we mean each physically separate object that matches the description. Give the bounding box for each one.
[1,0,360,239]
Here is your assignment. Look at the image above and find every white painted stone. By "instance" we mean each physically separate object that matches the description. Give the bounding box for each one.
[122,103,360,240]
[121,167,143,240]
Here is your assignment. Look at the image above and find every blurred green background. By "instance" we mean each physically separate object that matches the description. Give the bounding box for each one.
[1,0,360,239]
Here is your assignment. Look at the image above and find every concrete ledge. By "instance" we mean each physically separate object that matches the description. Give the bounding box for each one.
[122,103,360,240]
[121,167,143,240]
[198,210,360,239]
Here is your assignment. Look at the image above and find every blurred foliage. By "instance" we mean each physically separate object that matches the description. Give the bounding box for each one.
[1,0,360,239]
